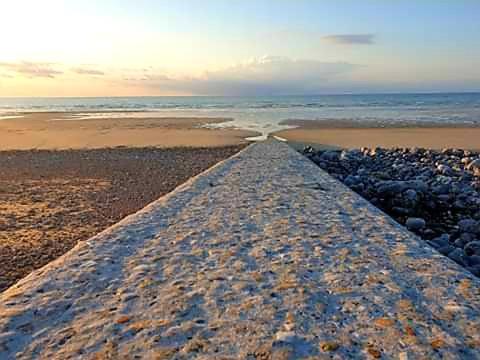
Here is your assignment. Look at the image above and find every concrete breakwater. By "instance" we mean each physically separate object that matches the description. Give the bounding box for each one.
[1,140,480,359]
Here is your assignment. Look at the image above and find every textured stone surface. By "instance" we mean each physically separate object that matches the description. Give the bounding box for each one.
[1,140,480,359]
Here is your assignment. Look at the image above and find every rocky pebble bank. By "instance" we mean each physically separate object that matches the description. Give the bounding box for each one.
[303,146,480,277]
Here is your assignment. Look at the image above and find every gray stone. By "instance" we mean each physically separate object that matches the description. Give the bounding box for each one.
[437,164,454,176]
[377,181,407,196]
[464,241,480,256]
[454,200,468,210]
[468,255,480,266]
[392,207,411,216]
[404,189,418,201]
[458,219,479,234]
[454,237,469,249]
[401,190,419,209]
[438,245,456,256]
[405,217,426,231]
[432,184,451,195]
[405,180,429,193]
[448,248,468,267]
[461,157,473,165]
[466,159,480,173]
[467,265,480,277]
[319,151,340,162]
[340,149,362,161]
[430,234,450,248]
[344,175,362,187]
[460,232,475,244]
[373,171,391,180]
[436,194,451,203]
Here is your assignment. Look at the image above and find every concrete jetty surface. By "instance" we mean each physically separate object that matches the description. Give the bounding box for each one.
[1,140,479,359]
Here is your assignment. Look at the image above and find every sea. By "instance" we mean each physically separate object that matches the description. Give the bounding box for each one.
[1,93,480,137]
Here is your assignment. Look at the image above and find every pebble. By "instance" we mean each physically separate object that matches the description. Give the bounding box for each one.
[467,265,480,277]
[303,146,480,277]
[464,241,480,256]
[448,248,468,267]
[468,255,480,266]
[406,218,426,231]
[438,245,456,256]
[458,219,479,234]
[467,159,480,173]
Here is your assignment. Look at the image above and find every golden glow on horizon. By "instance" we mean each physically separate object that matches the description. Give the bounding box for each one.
[0,1,231,96]
[0,1,478,96]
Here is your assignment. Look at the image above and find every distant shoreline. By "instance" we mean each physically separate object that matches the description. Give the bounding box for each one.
[279,118,480,129]
[2,93,479,137]
[0,112,258,150]
[275,125,480,151]
[1,91,479,99]
[3,110,480,151]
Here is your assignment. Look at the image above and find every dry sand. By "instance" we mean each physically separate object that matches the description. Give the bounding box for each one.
[0,112,258,150]
[0,145,246,292]
[0,112,254,292]
[274,120,480,150]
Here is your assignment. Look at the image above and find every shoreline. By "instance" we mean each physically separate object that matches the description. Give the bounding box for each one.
[279,118,480,129]
[275,122,480,151]
[3,111,480,150]
[0,112,258,150]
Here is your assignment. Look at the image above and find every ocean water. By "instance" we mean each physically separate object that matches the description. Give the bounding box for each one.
[1,93,480,136]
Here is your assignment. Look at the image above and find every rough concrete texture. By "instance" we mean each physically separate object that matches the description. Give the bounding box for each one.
[1,140,480,359]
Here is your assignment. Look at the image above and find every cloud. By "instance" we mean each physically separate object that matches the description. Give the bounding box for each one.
[123,74,171,82]
[323,34,375,45]
[71,67,105,76]
[125,56,358,95]
[0,61,63,78]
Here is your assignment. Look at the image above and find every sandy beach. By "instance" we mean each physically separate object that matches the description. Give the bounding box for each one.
[275,120,480,150]
[0,145,246,292]
[0,112,256,291]
[0,112,255,291]
[0,112,258,150]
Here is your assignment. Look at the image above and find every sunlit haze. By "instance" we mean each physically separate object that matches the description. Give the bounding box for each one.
[1,0,479,96]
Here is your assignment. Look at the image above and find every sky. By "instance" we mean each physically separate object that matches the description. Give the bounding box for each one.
[0,0,479,97]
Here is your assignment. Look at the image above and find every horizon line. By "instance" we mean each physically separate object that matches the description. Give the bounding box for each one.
[1,90,480,99]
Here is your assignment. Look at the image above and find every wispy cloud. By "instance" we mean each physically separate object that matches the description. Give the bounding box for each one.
[71,67,105,76]
[124,56,358,95]
[0,61,63,78]
[123,74,171,82]
[323,34,375,45]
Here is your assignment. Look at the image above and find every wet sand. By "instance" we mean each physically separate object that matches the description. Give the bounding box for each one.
[0,145,246,292]
[274,120,480,150]
[0,112,258,150]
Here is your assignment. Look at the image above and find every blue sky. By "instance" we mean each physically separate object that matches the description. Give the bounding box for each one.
[0,0,479,96]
